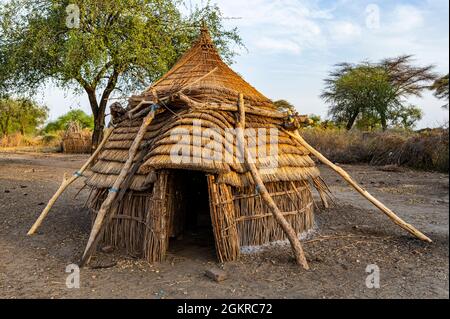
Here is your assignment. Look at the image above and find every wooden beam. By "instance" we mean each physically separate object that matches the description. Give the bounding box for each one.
[283,129,432,243]
[27,127,114,236]
[176,93,286,119]
[236,93,310,269]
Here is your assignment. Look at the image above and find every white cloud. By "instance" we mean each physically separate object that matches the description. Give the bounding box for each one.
[254,37,302,54]
[386,5,424,33]
[208,0,330,54]
[329,21,362,42]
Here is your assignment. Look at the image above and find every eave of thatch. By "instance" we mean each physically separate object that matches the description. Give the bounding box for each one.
[86,108,320,189]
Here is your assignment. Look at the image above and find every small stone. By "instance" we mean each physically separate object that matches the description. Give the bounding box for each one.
[101,246,114,253]
[4,190,10,193]
[205,268,228,282]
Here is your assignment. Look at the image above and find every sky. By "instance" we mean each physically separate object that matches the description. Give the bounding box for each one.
[38,0,449,128]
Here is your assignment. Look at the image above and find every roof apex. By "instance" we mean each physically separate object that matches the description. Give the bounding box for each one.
[144,26,273,108]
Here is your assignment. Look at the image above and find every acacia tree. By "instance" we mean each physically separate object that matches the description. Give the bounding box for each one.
[0,0,242,148]
[431,74,449,109]
[322,56,436,131]
[0,96,48,136]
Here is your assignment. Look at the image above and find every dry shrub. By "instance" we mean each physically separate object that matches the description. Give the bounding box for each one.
[399,129,449,172]
[302,128,371,164]
[302,128,449,172]
[0,133,41,148]
[41,132,63,146]
[0,132,63,152]
[367,132,410,166]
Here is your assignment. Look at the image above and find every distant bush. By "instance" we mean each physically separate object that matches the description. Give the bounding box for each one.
[41,132,63,147]
[302,128,449,172]
[44,109,94,133]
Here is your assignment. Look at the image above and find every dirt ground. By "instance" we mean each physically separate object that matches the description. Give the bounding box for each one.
[0,151,448,299]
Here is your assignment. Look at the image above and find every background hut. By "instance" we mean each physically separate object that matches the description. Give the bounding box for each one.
[62,121,92,154]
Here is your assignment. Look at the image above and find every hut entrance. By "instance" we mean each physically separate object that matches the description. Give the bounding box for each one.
[168,170,216,259]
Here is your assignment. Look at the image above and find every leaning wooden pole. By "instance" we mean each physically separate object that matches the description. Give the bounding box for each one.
[283,129,432,243]
[236,94,310,269]
[80,105,160,267]
[27,127,114,236]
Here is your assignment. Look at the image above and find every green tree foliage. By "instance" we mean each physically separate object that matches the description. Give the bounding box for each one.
[274,99,296,113]
[431,74,449,109]
[322,56,436,131]
[0,96,48,136]
[44,109,94,133]
[308,114,322,127]
[0,0,243,147]
[389,105,423,130]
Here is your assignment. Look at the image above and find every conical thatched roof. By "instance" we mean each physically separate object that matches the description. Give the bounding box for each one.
[129,27,274,110]
[85,27,321,190]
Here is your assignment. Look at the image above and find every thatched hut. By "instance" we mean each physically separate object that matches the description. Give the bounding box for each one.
[84,27,329,263]
[62,121,92,154]
[28,29,431,269]
[30,27,430,268]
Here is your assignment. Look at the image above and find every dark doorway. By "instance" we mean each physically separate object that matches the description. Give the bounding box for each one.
[168,170,215,259]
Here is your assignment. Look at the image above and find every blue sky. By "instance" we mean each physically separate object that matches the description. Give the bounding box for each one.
[39,0,449,128]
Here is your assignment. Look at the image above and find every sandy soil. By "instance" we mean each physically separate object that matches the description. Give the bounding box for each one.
[0,152,448,299]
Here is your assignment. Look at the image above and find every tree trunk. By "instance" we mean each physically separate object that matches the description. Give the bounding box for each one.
[82,69,120,151]
[346,111,359,130]
[92,106,106,150]
[85,87,104,152]
[380,114,387,131]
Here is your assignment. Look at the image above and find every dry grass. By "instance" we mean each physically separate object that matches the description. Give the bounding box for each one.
[302,128,449,172]
[0,132,63,152]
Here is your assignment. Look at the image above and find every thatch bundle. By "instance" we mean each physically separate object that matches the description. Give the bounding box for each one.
[62,121,92,154]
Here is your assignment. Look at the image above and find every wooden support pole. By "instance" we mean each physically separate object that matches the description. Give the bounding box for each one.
[27,127,114,236]
[80,106,160,267]
[236,94,310,270]
[283,129,432,243]
[175,93,286,119]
